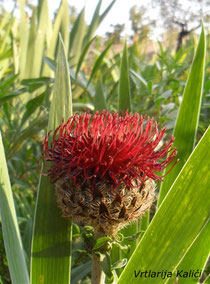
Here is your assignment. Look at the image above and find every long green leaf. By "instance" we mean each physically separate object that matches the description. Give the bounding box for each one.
[46,0,67,59]
[204,275,210,283]
[48,35,73,126]
[118,42,131,112]
[0,13,14,54]
[42,0,53,77]
[87,42,112,86]
[167,221,210,283]
[156,25,207,282]
[0,87,27,104]
[7,115,48,160]
[76,37,96,78]
[19,0,29,79]
[158,24,206,205]
[31,0,50,77]
[60,0,70,53]
[0,12,11,31]
[71,260,92,284]
[0,74,18,90]
[82,0,102,47]
[0,132,29,284]
[82,0,115,48]
[118,126,210,284]
[25,6,37,78]
[94,76,107,111]
[69,8,86,66]
[31,35,73,284]
[99,0,116,25]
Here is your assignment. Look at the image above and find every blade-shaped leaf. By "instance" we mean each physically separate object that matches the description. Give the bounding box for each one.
[48,35,73,126]
[31,0,50,77]
[82,0,102,47]
[156,25,207,283]
[87,42,112,86]
[99,0,116,24]
[60,0,70,53]
[0,74,18,90]
[25,6,37,78]
[118,42,131,112]
[0,132,29,284]
[76,37,96,77]
[204,275,210,283]
[69,8,86,66]
[82,0,115,48]
[46,1,65,58]
[7,115,48,160]
[167,221,210,283]
[118,126,210,284]
[0,87,27,104]
[71,260,92,284]
[158,24,206,205]
[21,91,47,127]
[0,13,14,53]
[31,35,73,284]
[19,0,29,79]
[94,76,107,111]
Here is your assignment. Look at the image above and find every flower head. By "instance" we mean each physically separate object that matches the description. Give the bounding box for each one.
[42,111,176,187]
[41,111,177,235]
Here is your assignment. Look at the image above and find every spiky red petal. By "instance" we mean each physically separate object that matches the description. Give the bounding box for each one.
[41,111,177,188]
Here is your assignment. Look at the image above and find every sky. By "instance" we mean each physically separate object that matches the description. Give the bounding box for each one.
[2,0,163,40]
[2,0,205,40]
[63,0,159,37]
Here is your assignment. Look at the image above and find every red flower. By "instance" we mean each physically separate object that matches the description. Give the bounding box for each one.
[41,111,177,189]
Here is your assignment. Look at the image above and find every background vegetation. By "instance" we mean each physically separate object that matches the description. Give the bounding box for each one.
[0,0,209,283]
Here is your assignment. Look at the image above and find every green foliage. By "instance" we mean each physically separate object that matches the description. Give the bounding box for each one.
[31,35,73,284]
[94,77,107,111]
[0,133,29,284]
[118,127,210,284]
[159,24,206,204]
[118,42,131,112]
[0,0,209,283]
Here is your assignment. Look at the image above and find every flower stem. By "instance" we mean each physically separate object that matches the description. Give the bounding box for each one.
[91,253,105,284]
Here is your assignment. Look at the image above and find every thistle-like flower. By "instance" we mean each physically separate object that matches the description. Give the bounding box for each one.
[41,111,177,236]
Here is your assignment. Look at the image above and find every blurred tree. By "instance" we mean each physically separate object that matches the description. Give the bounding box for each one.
[153,0,210,51]
[129,5,152,42]
[130,5,144,35]
[105,23,125,43]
